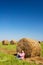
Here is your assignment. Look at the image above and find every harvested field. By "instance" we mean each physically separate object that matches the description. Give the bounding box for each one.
[0,39,43,65]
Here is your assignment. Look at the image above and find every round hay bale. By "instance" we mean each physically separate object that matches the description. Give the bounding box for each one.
[10,40,16,45]
[17,38,41,58]
[2,40,9,45]
[38,41,41,44]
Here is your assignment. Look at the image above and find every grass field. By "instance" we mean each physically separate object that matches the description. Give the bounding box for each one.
[0,42,43,65]
[40,42,43,57]
[0,52,41,65]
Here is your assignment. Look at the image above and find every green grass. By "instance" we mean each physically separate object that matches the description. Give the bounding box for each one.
[0,42,43,65]
[40,42,43,57]
[0,42,16,50]
[0,44,16,50]
[0,52,40,65]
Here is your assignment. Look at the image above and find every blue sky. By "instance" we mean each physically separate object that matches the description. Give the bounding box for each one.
[0,0,43,41]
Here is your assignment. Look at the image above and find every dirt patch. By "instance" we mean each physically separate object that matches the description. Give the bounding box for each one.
[25,57,43,64]
[0,48,16,54]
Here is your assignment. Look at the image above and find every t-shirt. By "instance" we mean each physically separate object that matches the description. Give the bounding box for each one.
[19,52,25,59]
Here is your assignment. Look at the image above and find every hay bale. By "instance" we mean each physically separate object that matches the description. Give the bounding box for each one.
[10,40,16,45]
[17,38,41,57]
[38,41,41,43]
[2,40,9,45]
